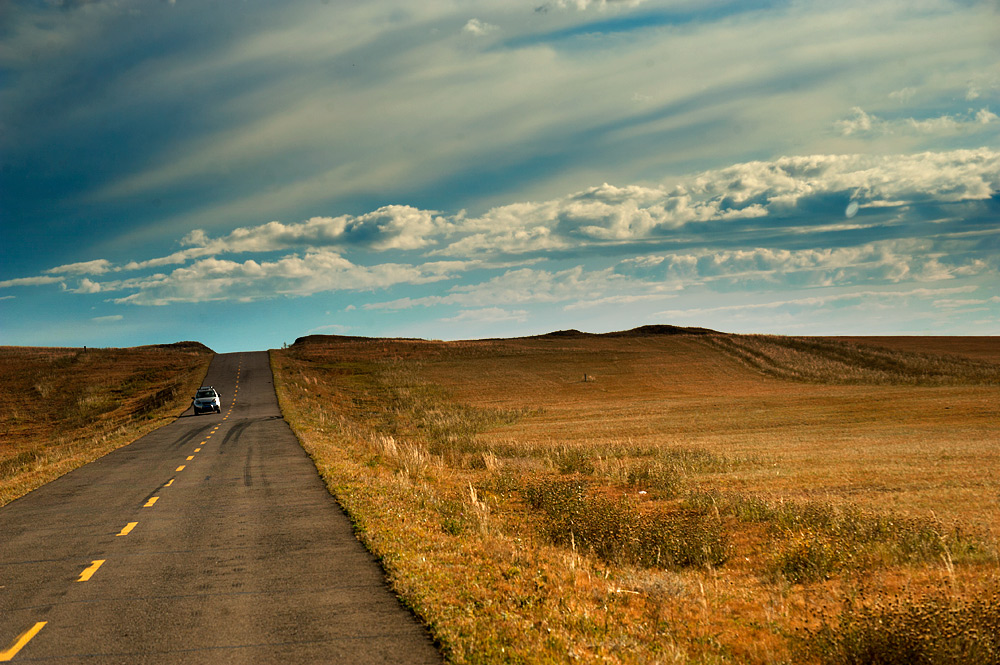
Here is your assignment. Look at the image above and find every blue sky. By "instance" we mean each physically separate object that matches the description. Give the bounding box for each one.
[1,0,998,352]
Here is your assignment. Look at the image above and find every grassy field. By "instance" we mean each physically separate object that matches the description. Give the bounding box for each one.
[0,343,212,506]
[272,331,1000,664]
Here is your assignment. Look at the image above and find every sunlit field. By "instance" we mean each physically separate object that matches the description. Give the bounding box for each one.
[272,330,1000,664]
[0,343,212,506]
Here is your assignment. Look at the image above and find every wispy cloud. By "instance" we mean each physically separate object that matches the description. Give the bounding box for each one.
[0,276,64,288]
[656,286,980,318]
[46,259,113,275]
[440,307,529,324]
[836,107,998,137]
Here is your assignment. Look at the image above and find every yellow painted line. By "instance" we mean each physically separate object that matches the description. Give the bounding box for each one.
[116,522,138,537]
[186,456,194,461]
[176,465,186,472]
[143,497,159,508]
[194,448,201,453]
[165,479,174,487]
[77,559,105,582]
[200,441,207,445]
[0,621,46,661]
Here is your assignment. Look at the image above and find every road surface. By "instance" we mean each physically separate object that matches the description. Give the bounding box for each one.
[0,352,443,663]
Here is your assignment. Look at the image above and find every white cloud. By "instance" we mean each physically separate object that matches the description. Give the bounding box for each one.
[0,275,64,288]
[440,307,529,324]
[889,87,916,102]
[306,323,352,334]
[975,108,998,124]
[73,278,102,294]
[111,250,462,306]
[563,293,677,310]
[436,148,1000,255]
[836,107,997,137]
[656,286,980,318]
[616,241,989,289]
[934,296,1000,309]
[367,266,625,310]
[45,259,113,275]
[92,314,123,322]
[462,19,498,36]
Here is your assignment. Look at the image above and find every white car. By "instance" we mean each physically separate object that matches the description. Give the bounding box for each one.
[192,386,221,414]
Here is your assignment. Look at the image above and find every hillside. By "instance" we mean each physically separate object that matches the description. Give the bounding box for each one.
[0,344,212,506]
[272,331,1000,664]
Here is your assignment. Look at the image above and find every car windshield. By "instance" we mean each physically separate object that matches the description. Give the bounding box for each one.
[196,389,215,398]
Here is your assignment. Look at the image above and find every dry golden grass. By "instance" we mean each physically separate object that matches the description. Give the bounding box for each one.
[271,332,1000,664]
[0,343,212,506]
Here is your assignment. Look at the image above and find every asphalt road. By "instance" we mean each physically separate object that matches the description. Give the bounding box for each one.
[0,352,443,664]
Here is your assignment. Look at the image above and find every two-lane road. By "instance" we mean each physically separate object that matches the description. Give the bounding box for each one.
[0,352,442,663]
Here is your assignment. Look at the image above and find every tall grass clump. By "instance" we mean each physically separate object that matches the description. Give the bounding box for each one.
[522,479,729,569]
[796,592,1000,664]
[687,491,990,583]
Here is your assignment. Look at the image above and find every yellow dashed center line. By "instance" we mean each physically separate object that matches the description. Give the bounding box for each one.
[76,560,105,583]
[0,621,46,661]
[143,497,159,508]
[176,465,186,472]
[185,456,194,461]
[116,522,138,537]
[164,478,174,487]
[194,448,201,453]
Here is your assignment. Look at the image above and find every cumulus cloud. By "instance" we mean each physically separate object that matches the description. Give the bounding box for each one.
[73,278,103,294]
[436,148,1000,255]
[172,206,449,258]
[4,149,996,310]
[111,250,461,306]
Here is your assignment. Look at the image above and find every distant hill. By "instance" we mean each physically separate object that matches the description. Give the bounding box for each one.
[142,341,215,354]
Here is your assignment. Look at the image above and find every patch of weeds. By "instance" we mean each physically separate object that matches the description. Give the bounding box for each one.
[771,529,845,584]
[795,591,1000,664]
[522,479,729,569]
[599,458,683,497]
[438,499,470,536]
[554,447,595,475]
[476,470,521,502]
[0,449,45,481]
[688,491,991,581]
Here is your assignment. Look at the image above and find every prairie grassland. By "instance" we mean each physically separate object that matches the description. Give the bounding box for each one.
[0,343,212,506]
[271,333,1000,664]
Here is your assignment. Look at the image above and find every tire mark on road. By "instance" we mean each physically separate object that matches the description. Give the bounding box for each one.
[170,424,213,450]
[218,420,251,454]
[244,444,253,488]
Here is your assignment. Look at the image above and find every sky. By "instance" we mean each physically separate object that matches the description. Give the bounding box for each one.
[1,0,998,352]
